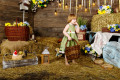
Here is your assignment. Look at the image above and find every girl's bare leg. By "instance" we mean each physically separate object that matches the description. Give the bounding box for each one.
[72,60,77,64]
[65,55,69,66]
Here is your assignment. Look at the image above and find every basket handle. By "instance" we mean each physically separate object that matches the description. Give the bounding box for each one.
[16,17,20,27]
[65,39,79,48]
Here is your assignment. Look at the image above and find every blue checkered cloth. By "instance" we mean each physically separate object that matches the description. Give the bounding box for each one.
[103,41,120,68]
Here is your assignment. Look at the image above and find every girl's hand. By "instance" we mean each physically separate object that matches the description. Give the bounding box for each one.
[68,36,72,40]
[74,22,79,25]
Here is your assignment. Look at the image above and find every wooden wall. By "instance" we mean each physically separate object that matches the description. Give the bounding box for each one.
[0,0,29,42]
[34,0,119,38]
[0,0,119,42]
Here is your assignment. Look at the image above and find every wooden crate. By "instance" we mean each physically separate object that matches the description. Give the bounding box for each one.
[102,27,120,33]
[2,53,38,69]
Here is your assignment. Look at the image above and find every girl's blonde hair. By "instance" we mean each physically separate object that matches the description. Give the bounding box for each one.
[67,14,76,23]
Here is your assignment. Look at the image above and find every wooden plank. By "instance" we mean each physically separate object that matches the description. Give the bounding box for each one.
[0,33,5,40]
[0,0,19,7]
[3,56,38,69]
[0,27,5,33]
[0,5,19,12]
[34,20,66,28]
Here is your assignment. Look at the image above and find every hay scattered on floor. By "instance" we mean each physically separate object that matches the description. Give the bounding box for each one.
[91,13,120,32]
[0,37,120,80]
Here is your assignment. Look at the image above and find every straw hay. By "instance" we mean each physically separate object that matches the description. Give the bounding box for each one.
[0,40,30,55]
[0,53,120,80]
[0,38,120,80]
[0,38,89,55]
[91,13,120,32]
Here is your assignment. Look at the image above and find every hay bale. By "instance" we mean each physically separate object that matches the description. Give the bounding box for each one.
[78,40,89,49]
[0,40,30,54]
[91,13,120,32]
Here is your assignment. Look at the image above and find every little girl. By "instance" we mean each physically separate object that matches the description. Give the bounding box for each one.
[58,14,79,65]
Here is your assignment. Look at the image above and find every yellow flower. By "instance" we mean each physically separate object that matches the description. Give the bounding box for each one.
[107,6,109,9]
[17,23,20,26]
[39,1,42,4]
[44,4,47,7]
[82,47,85,50]
[44,0,47,2]
[118,28,120,30]
[32,0,36,4]
[35,1,37,5]
[5,23,11,26]
[87,44,90,46]
[85,50,87,53]
[38,5,41,8]
[13,22,16,26]
[102,10,106,14]
[98,9,101,14]
[115,29,118,31]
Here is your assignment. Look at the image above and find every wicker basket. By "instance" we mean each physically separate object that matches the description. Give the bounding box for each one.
[5,26,30,41]
[65,39,80,60]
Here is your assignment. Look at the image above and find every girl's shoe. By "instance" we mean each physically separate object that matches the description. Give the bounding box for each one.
[56,53,63,57]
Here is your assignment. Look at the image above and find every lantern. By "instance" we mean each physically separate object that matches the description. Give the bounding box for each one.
[41,48,50,64]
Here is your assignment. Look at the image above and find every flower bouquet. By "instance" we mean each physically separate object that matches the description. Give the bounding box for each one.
[107,24,120,32]
[82,44,97,58]
[31,0,49,12]
[98,5,113,14]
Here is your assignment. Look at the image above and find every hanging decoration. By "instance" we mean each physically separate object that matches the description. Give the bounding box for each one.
[111,0,112,7]
[63,0,65,10]
[104,0,106,5]
[70,0,71,12]
[76,0,78,16]
[92,0,95,6]
[31,0,51,12]
[58,1,62,7]
[84,0,86,8]
[119,0,120,10]
[97,0,100,7]
[55,0,117,16]
[89,0,90,10]
[82,0,83,7]
[65,3,68,9]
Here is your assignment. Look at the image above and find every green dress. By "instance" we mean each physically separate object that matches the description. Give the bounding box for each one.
[59,23,78,53]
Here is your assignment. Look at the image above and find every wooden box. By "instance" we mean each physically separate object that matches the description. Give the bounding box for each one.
[102,27,120,33]
[77,29,86,41]
[2,53,38,69]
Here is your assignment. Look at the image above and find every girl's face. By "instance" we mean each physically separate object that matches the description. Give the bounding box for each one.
[71,18,77,25]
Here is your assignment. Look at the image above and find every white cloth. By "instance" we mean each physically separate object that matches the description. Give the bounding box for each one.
[91,31,120,56]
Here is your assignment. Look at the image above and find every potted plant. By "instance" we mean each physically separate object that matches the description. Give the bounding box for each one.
[77,17,88,41]
[77,16,87,31]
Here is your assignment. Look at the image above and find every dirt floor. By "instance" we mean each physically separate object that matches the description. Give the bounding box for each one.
[0,38,120,80]
[0,53,120,80]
